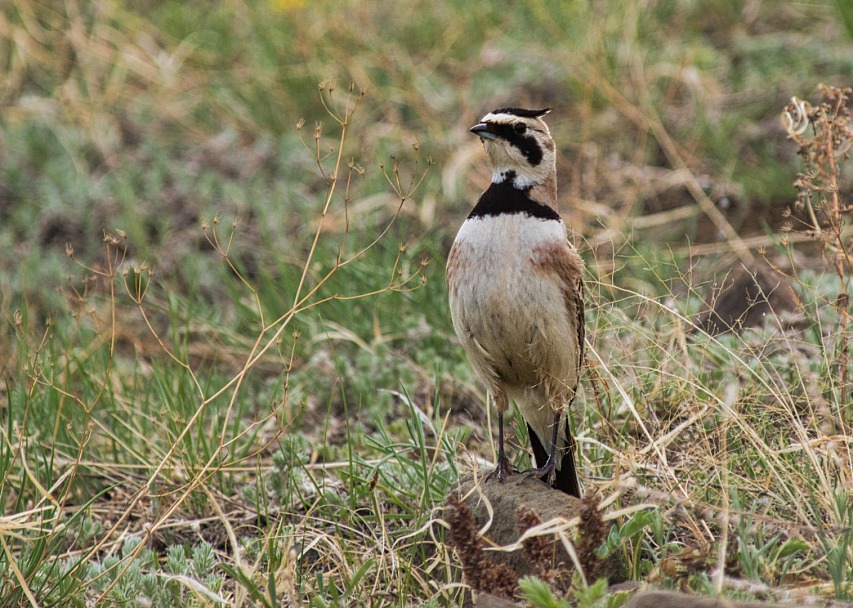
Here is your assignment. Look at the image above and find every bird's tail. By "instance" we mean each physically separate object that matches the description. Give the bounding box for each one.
[554,444,582,498]
[527,418,582,498]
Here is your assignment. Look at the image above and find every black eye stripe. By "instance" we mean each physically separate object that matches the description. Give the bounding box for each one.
[487,123,544,166]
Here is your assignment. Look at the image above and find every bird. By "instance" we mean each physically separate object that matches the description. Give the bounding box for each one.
[446,106,585,497]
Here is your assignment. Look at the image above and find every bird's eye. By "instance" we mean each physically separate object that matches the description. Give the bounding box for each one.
[514,123,527,134]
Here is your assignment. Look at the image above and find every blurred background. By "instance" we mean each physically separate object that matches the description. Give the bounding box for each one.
[4,0,853,396]
[4,0,852,311]
[3,1,853,605]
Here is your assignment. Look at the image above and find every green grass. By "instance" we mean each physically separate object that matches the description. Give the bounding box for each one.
[3,0,853,605]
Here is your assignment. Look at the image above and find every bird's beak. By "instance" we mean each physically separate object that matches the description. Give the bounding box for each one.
[469,122,498,140]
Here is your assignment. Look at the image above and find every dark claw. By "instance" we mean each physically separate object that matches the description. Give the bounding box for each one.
[522,455,557,486]
[485,453,519,483]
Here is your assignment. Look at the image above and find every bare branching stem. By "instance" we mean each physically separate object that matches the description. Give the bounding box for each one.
[783,85,853,417]
[89,84,430,602]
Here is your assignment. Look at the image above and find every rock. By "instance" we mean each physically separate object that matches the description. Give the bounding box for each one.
[627,591,786,608]
[446,473,626,606]
[451,473,578,576]
[473,592,522,607]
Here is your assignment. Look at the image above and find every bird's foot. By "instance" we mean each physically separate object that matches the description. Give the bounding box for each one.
[523,456,557,486]
[484,454,519,483]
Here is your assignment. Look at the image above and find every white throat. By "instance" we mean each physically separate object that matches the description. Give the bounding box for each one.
[492,168,541,189]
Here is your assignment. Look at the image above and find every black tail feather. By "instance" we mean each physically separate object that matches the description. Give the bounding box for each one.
[527,420,582,498]
[554,444,582,498]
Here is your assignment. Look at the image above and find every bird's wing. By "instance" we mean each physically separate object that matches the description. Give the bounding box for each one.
[532,240,585,383]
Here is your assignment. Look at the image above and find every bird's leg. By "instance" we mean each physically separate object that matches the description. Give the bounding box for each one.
[523,410,562,486]
[485,410,519,482]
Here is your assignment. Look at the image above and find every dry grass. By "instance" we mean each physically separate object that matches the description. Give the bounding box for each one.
[3,0,853,606]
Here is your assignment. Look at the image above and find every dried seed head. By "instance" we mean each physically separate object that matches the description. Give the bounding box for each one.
[516,507,556,582]
[445,496,518,598]
[577,494,606,583]
[781,96,811,137]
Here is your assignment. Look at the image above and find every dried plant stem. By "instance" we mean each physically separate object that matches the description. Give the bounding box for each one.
[825,126,851,408]
[783,85,853,415]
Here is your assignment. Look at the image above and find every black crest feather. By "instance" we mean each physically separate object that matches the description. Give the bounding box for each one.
[490,107,551,118]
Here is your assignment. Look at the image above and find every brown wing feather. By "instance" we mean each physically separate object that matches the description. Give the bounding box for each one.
[575,274,585,381]
[532,240,585,397]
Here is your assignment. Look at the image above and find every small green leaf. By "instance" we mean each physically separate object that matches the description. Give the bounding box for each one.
[574,578,608,608]
[776,539,809,559]
[619,510,657,539]
[343,557,375,594]
[220,563,269,606]
[605,590,632,608]
[518,575,567,608]
[267,567,278,605]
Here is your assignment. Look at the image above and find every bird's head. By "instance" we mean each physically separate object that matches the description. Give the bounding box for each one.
[470,107,556,189]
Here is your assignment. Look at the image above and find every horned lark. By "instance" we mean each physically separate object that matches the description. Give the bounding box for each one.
[447,107,584,497]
